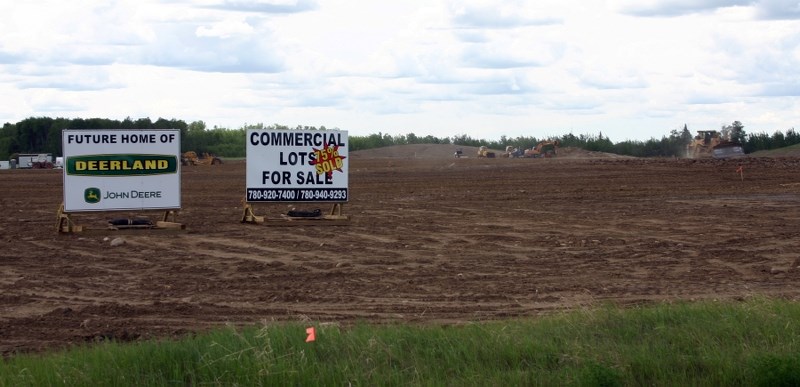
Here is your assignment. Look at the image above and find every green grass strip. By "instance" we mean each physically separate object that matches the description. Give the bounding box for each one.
[2,297,800,386]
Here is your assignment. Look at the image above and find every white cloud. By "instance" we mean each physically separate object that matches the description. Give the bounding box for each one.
[754,0,800,19]
[196,20,255,38]
[0,0,798,142]
[449,1,561,28]
[205,0,318,14]
[611,0,752,17]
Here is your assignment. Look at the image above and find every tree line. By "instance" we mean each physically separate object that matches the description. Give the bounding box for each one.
[1,117,798,160]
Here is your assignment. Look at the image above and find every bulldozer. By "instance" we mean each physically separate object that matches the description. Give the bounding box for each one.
[477,146,496,158]
[686,130,745,159]
[524,140,559,158]
[181,151,223,166]
[502,146,525,158]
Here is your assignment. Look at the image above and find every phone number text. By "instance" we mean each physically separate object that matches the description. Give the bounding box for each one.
[246,188,348,202]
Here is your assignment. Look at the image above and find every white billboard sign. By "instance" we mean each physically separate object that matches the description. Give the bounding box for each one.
[62,130,181,212]
[246,129,348,202]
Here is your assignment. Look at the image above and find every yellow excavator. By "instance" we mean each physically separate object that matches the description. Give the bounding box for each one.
[524,140,559,158]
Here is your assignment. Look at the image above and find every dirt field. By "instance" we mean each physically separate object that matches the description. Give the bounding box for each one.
[2,145,800,355]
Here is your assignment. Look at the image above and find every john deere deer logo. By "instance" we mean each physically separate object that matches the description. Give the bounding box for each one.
[84,187,101,204]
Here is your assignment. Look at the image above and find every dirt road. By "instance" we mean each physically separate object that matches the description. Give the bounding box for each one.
[2,149,799,355]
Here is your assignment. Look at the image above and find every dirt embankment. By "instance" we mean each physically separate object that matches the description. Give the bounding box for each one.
[350,144,632,159]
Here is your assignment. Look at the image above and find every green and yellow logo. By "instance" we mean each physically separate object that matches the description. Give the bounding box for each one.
[84,187,101,204]
[66,154,178,176]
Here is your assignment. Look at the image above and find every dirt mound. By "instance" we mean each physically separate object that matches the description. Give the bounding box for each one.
[556,147,636,159]
[349,144,483,159]
[750,144,800,158]
[350,144,634,159]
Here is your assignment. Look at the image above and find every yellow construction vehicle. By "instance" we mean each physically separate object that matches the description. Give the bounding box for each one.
[502,146,525,158]
[686,130,745,159]
[181,151,223,166]
[477,146,496,158]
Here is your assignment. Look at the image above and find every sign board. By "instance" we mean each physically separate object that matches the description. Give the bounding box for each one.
[62,130,181,212]
[246,129,348,202]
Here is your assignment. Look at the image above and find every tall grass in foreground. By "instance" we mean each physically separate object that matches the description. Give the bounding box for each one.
[2,298,800,386]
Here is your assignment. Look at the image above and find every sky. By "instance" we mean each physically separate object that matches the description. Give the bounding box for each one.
[0,0,799,142]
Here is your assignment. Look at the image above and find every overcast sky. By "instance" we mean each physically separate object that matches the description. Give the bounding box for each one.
[1,0,798,141]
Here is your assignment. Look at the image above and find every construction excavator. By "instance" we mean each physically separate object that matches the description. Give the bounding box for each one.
[524,140,559,158]
[181,151,223,166]
[686,130,745,159]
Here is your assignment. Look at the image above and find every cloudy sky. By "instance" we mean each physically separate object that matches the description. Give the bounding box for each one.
[1,0,798,141]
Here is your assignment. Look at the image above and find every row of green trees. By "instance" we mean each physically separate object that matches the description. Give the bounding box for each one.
[0,117,192,160]
[1,117,797,160]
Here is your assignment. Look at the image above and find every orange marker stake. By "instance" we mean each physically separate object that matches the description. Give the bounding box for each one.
[736,165,744,181]
[306,327,316,342]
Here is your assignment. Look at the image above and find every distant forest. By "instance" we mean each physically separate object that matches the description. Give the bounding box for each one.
[1,116,798,160]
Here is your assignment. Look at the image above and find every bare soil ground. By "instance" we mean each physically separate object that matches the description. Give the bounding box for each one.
[2,145,800,355]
